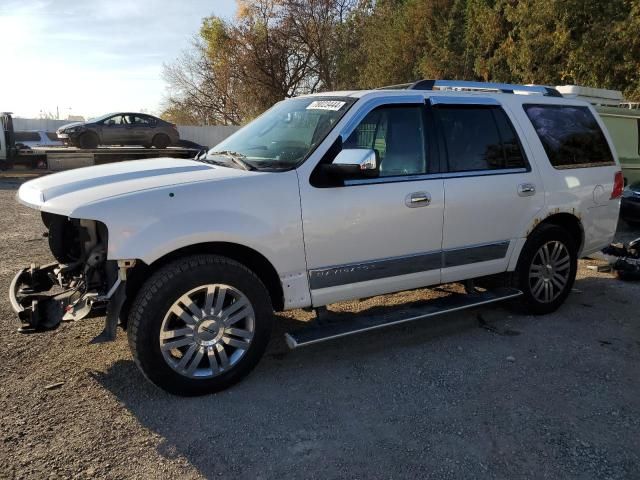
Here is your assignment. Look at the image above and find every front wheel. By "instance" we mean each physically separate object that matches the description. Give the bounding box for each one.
[128,255,273,396]
[513,224,578,315]
[78,132,99,149]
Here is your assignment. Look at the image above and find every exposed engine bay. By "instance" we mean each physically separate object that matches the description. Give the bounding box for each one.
[9,213,129,342]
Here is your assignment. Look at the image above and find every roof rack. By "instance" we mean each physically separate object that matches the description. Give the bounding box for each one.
[377,79,563,97]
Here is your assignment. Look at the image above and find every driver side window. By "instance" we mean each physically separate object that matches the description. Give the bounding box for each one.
[105,115,126,126]
[343,105,428,177]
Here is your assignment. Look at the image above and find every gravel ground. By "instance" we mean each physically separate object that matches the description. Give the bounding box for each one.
[1,176,639,479]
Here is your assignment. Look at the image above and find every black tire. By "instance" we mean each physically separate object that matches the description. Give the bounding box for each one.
[78,132,99,149]
[513,224,578,315]
[127,255,273,396]
[152,134,170,149]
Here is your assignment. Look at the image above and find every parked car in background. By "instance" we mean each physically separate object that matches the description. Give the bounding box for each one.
[56,112,179,149]
[14,130,63,149]
[621,181,640,225]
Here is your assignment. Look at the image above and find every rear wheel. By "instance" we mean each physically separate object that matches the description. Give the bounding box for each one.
[78,132,98,149]
[513,224,578,315]
[152,134,170,149]
[128,255,273,396]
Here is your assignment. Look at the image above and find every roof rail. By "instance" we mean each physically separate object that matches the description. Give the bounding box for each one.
[377,79,563,97]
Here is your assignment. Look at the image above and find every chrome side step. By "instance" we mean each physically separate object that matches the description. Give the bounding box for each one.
[285,287,522,349]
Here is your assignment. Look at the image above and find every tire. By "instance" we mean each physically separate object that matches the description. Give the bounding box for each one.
[512,224,578,315]
[127,255,273,396]
[152,134,170,149]
[78,132,99,149]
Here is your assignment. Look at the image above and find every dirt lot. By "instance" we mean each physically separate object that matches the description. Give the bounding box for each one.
[0,176,639,479]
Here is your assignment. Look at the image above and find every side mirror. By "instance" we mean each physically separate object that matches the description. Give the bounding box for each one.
[323,148,379,179]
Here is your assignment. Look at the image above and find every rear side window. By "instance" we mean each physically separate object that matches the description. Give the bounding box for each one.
[434,105,527,172]
[524,104,615,168]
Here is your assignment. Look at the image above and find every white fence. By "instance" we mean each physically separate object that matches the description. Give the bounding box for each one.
[12,118,240,148]
[177,125,239,148]
[13,118,69,131]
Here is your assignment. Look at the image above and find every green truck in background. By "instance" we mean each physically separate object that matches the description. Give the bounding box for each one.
[554,85,640,186]
[596,106,640,185]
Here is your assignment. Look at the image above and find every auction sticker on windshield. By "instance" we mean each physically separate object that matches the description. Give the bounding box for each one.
[306,100,346,111]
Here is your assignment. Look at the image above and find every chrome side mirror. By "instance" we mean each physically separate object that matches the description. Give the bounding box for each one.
[325,148,379,179]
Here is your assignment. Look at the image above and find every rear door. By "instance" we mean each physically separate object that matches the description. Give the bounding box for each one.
[433,98,545,283]
[130,114,153,145]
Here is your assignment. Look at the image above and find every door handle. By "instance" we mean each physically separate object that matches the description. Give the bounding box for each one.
[405,192,431,208]
[518,183,536,197]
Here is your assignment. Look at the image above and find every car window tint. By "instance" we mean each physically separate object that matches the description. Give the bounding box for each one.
[344,105,428,177]
[133,115,150,125]
[435,105,524,172]
[493,108,527,168]
[105,115,125,125]
[523,104,615,168]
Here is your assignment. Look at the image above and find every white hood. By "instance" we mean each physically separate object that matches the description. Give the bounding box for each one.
[17,157,252,216]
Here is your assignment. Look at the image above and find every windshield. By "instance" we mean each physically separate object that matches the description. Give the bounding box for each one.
[206,97,355,170]
[88,113,117,123]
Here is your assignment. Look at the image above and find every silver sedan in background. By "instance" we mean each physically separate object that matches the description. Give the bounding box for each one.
[57,112,180,149]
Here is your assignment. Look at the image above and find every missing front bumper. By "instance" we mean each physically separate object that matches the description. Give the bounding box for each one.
[10,261,129,343]
[9,263,109,334]
[10,263,67,332]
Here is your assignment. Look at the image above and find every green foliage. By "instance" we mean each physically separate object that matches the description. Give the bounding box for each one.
[164,0,640,125]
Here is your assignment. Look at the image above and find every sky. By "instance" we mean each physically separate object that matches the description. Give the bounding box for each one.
[0,0,237,119]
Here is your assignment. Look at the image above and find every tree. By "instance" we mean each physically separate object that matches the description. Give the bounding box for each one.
[163,0,640,124]
[163,0,359,124]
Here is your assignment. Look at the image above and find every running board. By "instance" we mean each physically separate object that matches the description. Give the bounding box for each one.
[285,287,522,349]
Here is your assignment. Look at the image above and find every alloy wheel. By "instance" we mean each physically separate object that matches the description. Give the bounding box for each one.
[159,284,255,378]
[528,240,571,303]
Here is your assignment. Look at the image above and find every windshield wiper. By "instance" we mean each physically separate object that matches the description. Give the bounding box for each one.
[206,150,256,171]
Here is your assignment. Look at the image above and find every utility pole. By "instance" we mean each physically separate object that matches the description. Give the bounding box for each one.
[56,105,59,120]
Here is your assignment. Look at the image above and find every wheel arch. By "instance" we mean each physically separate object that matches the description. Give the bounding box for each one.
[508,212,585,271]
[120,241,285,329]
[152,132,171,147]
[534,213,585,253]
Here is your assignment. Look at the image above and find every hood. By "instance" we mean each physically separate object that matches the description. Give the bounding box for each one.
[17,157,255,216]
[57,121,86,132]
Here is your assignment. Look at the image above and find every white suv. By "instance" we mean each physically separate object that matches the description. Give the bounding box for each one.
[10,80,622,395]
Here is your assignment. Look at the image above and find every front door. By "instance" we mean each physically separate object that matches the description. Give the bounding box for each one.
[298,100,445,306]
[100,114,129,145]
[432,99,545,283]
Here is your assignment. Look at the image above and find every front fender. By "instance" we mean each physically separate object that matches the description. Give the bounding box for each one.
[70,171,308,281]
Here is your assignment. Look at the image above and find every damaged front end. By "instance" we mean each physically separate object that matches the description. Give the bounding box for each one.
[9,213,133,342]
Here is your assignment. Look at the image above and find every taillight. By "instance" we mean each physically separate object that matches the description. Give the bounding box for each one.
[611,171,624,199]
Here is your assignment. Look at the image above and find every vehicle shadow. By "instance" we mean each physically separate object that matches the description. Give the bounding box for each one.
[89,274,639,478]
[90,300,489,477]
